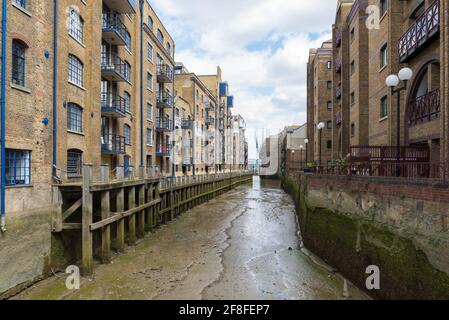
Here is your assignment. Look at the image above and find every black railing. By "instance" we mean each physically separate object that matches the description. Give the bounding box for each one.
[101,134,126,154]
[102,13,127,42]
[156,92,173,108]
[155,117,172,131]
[408,89,440,125]
[181,118,193,129]
[156,144,172,156]
[101,53,128,80]
[101,93,126,116]
[157,64,173,82]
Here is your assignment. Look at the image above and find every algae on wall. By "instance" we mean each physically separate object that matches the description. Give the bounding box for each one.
[282,173,449,300]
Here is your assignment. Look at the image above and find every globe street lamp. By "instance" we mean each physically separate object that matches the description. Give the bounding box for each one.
[299,145,304,169]
[386,67,413,177]
[291,150,295,171]
[304,138,309,165]
[317,122,325,167]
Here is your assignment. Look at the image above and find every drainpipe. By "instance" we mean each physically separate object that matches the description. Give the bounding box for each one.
[52,0,58,179]
[139,0,144,168]
[171,44,175,178]
[0,0,7,232]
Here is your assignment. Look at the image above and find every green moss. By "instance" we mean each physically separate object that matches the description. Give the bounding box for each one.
[282,174,449,300]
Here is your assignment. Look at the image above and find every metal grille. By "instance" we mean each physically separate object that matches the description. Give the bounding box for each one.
[69,9,84,43]
[67,150,82,178]
[5,149,31,186]
[67,103,83,133]
[68,54,84,87]
[12,40,26,86]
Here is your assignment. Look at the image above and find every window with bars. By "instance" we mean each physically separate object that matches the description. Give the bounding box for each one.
[5,149,31,186]
[69,9,84,43]
[147,128,153,146]
[67,103,83,133]
[12,0,26,9]
[67,149,82,178]
[68,54,84,87]
[124,91,131,113]
[147,103,153,121]
[12,40,26,87]
[124,124,131,145]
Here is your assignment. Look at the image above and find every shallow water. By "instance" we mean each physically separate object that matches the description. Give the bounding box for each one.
[13,176,369,300]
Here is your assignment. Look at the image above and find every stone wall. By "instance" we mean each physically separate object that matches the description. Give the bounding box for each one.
[283,172,449,299]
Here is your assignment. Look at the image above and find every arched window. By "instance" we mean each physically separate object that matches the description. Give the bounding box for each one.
[67,103,83,133]
[69,9,84,43]
[166,42,171,56]
[124,91,131,113]
[68,54,84,87]
[157,29,164,44]
[148,16,153,30]
[12,40,26,86]
[124,60,131,81]
[124,124,131,145]
[67,149,83,178]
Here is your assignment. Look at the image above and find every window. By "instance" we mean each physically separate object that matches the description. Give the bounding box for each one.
[327,121,332,129]
[157,29,164,44]
[69,9,84,43]
[350,60,355,75]
[67,149,82,178]
[12,40,26,87]
[147,128,153,146]
[148,16,153,30]
[350,92,355,105]
[147,103,153,121]
[380,44,388,68]
[327,101,332,109]
[380,95,388,118]
[380,0,388,17]
[147,72,153,90]
[351,123,355,137]
[326,61,332,69]
[124,31,131,51]
[147,43,153,62]
[166,42,171,56]
[124,61,131,81]
[68,54,84,87]
[327,140,332,149]
[124,91,131,113]
[12,0,26,9]
[124,124,131,145]
[147,155,153,168]
[67,103,83,133]
[327,81,332,89]
[5,149,31,186]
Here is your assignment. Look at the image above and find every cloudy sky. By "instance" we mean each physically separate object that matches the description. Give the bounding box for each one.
[152,0,336,159]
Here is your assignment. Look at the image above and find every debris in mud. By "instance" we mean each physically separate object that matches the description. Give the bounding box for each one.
[288,247,293,251]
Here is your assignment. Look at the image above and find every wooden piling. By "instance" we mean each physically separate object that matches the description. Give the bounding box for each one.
[82,164,93,275]
[100,165,111,264]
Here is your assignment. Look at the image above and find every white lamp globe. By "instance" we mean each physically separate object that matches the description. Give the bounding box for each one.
[317,122,325,130]
[386,74,400,87]
[300,145,304,150]
[304,139,309,144]
[398,67,413,81]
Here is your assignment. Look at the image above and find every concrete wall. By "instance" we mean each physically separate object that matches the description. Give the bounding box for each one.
[283,172,449,299]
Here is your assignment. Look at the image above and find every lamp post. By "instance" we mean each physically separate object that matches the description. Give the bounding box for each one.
[300,145,304,169]
[304,139,309,165]
[317,122,325,167]
[291,150,295,171]
[385,67,413,177]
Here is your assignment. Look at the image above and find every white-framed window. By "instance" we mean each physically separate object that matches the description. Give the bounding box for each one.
[380,44,388,68]
[124,124,131,145]
[147,43,153,62]
[380,95,388,118]
[12,0,26,9]
[124,91,131,113]
[67,103,83,133]
[68,54,84,87]
[147,128,153,146]
[69,8,84,43]
[147,72,153,90]
[147,103,153,121]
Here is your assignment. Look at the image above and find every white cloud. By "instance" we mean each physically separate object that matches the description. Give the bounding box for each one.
[151,0,336,158]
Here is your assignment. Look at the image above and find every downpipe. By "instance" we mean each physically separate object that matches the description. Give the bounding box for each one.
[1,0,8,233]
[52,0,58,179]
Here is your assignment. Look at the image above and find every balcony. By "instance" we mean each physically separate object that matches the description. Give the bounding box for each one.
[336,110,342,125]
[206,116,215,126]
[156,144,172,157]
[398,0,440,63]
[335,58,341,73]
[334,29,341,47]
[219,82,229,97]
[227,96,234,108]
[103,0,136,14]
[408,89,440,125]
[336,84,342,99]
[156,92,173,109]
[219,121,225,131]
[157,64,173,83]
[101,134,126,155]
[101,93,126,118]
[205,101,213,111]
[102,14,127,46]
[181,119,193,129]
[155,117,172,132]
[101,53,128,82]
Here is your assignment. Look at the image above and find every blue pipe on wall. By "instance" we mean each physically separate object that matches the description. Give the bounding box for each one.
[52,0,58,178]
[139,0,144,168]
[1,0,8,232]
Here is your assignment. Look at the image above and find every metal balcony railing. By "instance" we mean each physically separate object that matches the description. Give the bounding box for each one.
[155,117,172,131]
[102,13,127,45]
[408,89,440,125]
[335,58,341,73]
[336,84,342,99]
[157,64,173,83]
[181,118,193,129]
[101,53,128,81]
[206,116,214,126]
[156,144,172,156]
[336,110,342,125]
[156,92,173,108]
[334,28,341,47]
[101,134,126,154]
[103,0,136,14]
[205,101,213,110]
[101,93,126,117]
[398,0,440,62]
